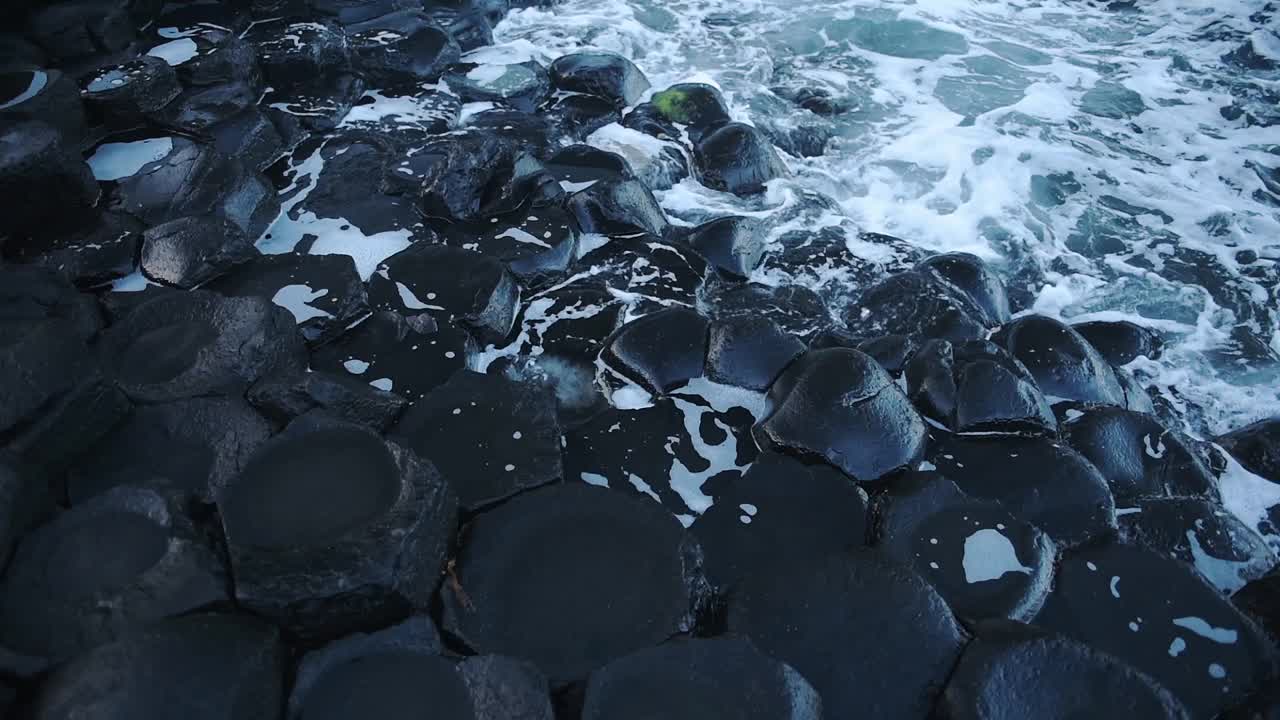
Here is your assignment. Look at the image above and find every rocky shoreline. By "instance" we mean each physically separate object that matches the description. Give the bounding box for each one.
[1,0,1279,717]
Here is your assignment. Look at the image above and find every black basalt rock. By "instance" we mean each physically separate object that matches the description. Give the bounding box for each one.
[140,214,258,290]
[32,613,285,720]
[682,215,767,279]
[566,177,670,237]
[993,314,1127,406]
[0,121,100,239]
[441,61,550,113]
[394,369,564,511]
[581,637,822,720]
[549,52,650,107]
[248,369,409,432]
[98,290,307,404]
[601,307,709,395]
[726,549,967,719]
[705,315,805,391]
[905,339,1057,434]
[80,56,182,128]
[311,310,473,401]
[215,416,458,641]
[694,122,787,196]
[918,252,1012,325]
[1217,417,1280,484]
[938,620,1191,720]
[754,348,927,483]
[0,68,88,145]
[648,83,732,141]
[0,486,228,668]
[1072,319,1165,365]
[347,10,461,86]
[846,269,991,343]
[1063,406,1218,502]
[441,483,710,686]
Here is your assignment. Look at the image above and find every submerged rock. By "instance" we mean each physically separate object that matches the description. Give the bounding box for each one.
[939,621,1190,720]
[581,637,822,720]
[0,487,227,667]
[727,549,966,719]
[394,370,563,511]
[755,348,927,483]
[442,483,710,685]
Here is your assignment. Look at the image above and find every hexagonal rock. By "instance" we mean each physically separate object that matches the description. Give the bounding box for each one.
[727,549,967,720]
[139,214,258,290]
[566,178,670,237]
[1063,406,1217,502]
[0,486,228,667]
[0,121,100,239]
[1035,543,1278,719]
[992,315,1127,406]
[876,473,1056,622]
[549,52,650,107]
[690,450,868,591]
[1216,417,1280,484]
[682,216,768,279]
[441,61,551,113]
[97,290,307,404]
[68,396,273,504]
[694,122,787,197]
[1118,497,1278,595]
[601,307,709,395]
[347,10,460,86]
[1072,319,1164,366]
[754,348,927,483]
[442,483,711,686]
[253,20,350,88]
[80,56,182,127]
[705,315,805,391]
[646,83,732,141]
[311,310,472,401]
[906,339,1056,434]
[0,68,88,145]
[288,617,554,720]
[215,415,458,640]
[917,252,1012,326]
[844,269,991,343]
[430,204,579,287]
[368,243,520,345]
[1233,569,1280,643]
[581,637,822,720]
[938,621,1190,720]
[393,370,563,511]
[928,433,1116,548]
[31,613,285,720]
[206,252,369,346]
[248,369,409,432]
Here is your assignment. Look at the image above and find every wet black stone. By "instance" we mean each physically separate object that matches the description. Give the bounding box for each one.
[582,636,821,720]
[846,269,991,343]
[1217,417,1280,484]
[206,252,368,346]
[694,122,787,196]
[704,282,831,339]
[98,290,307,404]
[906,339,1057,434]
[218,168,281,241]
[1064,406,1217,502]
[347,10,461,86]
[312,0,422,24]
[462,109,561,159]
[163,28,263,89]
[876,473,1056,622]
[545,144,636,187]
[727,549,967,719]
[160,81,258,134]
[682,216,767,279]
[1072,319,1165,365]
[1115,366,1158,414]
[441,61,550,113]
[0,264,102,344]
[368,242,520,345]
[252,20,350,88]
[0,121,99,239]
[311,310,472,401]
[649,83,732,141]
[0,487,227,666]
[690,451,868,591]
[1036,543,1278,720]
[571,235,706,313]
[25,0,136,64]
[755,348,927,483]
[394,369,563,510]
[343,87,460,147]
[107,137,239,227]
[289,617,554,720]
[705,315,805,391]
[855,334,920,377]
[1233,569,1280,644]
[1118,497,1277,595]
[441,483,710,685]
[80,56,182,127]
[429,203,579,288]
[602,308,708,395]
[216,416,458,640]
[249,369,408,431]
[419,131,557,221]
[32,613,284,720]
[543,92,623,140]
[262,72,367,131]
[622,102,682,140]
[566,178,670,237]
[993,314,1128,406]
[918,252,1012,325]
[0,68,88,146]
[938,620,1191,720]
[139,214,257,290]
[0,321,94,438]
[549,52,650,107]
[928,433,1117,547]
[69,396,272,504]
[425,6,495,52]
[296,133,420,234]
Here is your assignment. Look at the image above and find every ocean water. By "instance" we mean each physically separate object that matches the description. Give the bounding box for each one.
[477,0,1280,439]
